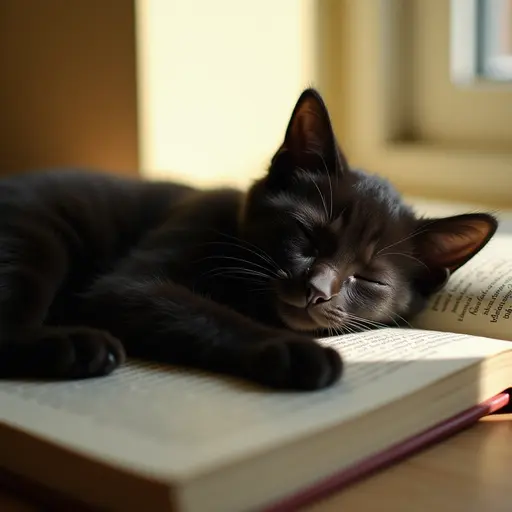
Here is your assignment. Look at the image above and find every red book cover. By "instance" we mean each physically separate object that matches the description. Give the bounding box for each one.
[264,391,510,512]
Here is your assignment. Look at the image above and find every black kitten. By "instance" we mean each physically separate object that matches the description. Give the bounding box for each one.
[0,89,497,390]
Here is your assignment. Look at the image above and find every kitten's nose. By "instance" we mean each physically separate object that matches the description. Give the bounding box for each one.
[306,266,340,306]
[307,283,333,305]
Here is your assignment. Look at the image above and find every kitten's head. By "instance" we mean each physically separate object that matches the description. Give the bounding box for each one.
[239,89,498,332]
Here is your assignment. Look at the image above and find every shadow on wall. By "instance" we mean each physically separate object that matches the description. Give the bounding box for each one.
[0,0,139,176]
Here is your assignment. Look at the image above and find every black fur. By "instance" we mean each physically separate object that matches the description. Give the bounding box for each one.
[0,89,498,390]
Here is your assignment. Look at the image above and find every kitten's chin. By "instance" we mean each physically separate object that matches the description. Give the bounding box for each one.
[277,301,334,332]
[277,301,318,331]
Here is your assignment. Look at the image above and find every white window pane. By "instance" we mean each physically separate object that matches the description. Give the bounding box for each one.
[479,0,512,81]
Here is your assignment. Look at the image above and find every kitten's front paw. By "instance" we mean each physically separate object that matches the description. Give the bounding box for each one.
[248,336,343,390]
[41,327,126,379]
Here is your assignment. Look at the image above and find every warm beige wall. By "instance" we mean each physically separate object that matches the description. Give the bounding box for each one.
[0,0,139,176]
[135,0,318,189]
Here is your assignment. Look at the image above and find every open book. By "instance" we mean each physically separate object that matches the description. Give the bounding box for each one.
[412,233,512,340]
[0,235,512,511]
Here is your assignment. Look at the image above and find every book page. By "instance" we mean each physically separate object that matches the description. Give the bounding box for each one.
[412,235,512,341]
[0,328,509,481]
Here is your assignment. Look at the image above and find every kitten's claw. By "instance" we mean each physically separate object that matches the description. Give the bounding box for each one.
[40,327,126,379]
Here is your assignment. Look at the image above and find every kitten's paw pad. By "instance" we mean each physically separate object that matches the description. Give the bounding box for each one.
[250,337,343,390]
[41,327,126,379]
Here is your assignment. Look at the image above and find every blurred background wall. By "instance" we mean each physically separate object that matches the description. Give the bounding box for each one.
[0,0,511,208]
[0,0,318,186]
[135,0,317,189]
[0,0,139,175]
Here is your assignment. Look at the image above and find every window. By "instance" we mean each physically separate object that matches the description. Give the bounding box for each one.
[479,0,512,81]
[327,0,512,208]
[135,1,512,207]
[452,0,512,84]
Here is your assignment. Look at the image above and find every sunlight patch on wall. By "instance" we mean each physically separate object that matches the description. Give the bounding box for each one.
[135,0,317,189]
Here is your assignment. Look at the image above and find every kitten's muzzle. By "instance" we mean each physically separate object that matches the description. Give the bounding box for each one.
[306,265,341,307]
[276,264,345,331]
[275,264,342,310]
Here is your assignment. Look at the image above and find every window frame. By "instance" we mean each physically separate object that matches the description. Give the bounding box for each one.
[321,0,512,209]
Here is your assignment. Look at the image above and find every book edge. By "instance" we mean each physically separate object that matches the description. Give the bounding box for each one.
[262,390,510,511]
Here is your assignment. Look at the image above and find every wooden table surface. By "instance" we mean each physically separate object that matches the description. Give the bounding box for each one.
[306,413,512,512]
[2,414,512,511]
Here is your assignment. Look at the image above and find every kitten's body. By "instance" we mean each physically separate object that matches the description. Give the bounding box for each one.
[0,90,497,390]
[0,170,240,327]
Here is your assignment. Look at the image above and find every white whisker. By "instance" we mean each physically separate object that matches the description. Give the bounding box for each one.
[299,167,329,221]
[195,255,280,278]
[210,232,281,270]
[379,252,429,270]
[375,219,446,256]
[393,313,412,328]
[318,154,334,221]
[197,266,271,284]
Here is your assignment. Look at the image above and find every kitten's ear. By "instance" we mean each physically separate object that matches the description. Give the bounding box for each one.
[415,213,498,275]
[275,88,346,172]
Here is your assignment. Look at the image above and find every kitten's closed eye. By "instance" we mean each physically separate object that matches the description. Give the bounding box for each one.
[296,222,319,257]
[352,274,388,287]
[296,222,315,243]
[277,269,290,279]
[296,221,339,260]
